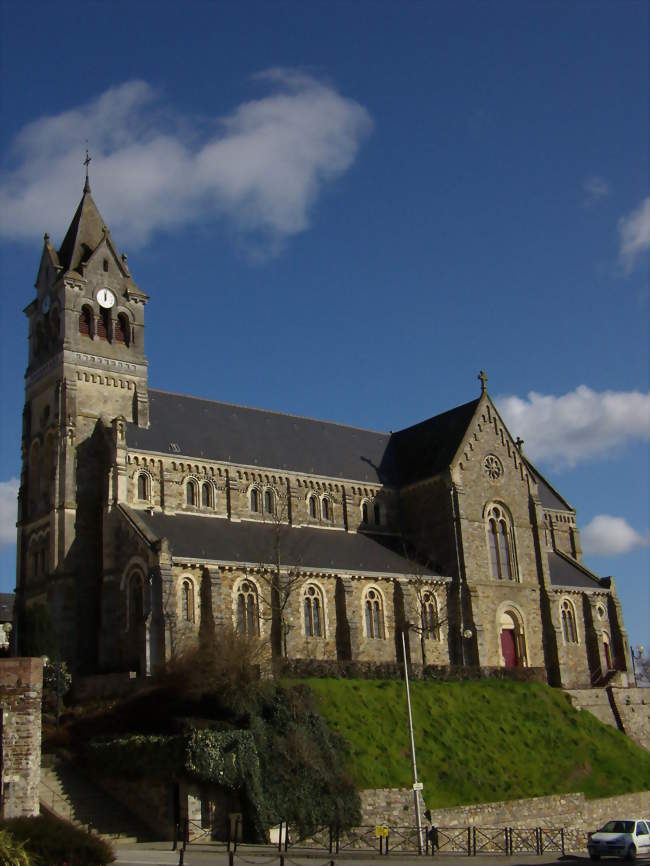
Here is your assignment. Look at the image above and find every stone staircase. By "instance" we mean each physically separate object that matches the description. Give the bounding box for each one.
[40,757,152,843]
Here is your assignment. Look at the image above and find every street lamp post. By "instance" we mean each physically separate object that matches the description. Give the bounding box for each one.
[401,629,423,854]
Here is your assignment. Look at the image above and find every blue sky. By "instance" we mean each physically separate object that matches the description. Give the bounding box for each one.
[0,1,648,652]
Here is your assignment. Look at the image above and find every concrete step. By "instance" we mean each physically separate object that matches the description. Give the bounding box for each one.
[40,758,152,843]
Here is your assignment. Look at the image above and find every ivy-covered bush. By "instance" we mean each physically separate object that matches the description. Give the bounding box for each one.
[0,828,32,866]
[1,815,114,866]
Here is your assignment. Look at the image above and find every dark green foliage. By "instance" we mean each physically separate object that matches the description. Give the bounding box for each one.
[249,685,361,837]
[1,814,114,866]
[75,642,360,842]
[18,603,58,658]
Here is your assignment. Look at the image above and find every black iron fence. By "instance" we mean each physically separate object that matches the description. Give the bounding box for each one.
[217,821,566,856]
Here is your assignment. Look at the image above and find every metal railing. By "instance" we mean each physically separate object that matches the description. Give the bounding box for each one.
[209,821,567,856]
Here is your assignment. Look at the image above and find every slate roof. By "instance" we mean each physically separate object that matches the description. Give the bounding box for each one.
[524,460,573,511]
[127,390,397,484]
[58,190,107,274]
[0,593,14,622]
[391,399,480,485]
[126,391,483,487]
[547,551,603,589]
[121,506,439,576]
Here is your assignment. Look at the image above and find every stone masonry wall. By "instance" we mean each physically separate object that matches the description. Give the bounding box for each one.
[361,788,650,853]
[0,657,43,817]
[611,687,650,751]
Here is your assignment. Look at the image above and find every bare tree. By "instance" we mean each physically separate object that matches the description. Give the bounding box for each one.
[399,545,449,667]
[250,484,305,659]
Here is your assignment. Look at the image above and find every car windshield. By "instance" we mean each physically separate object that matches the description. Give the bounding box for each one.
[599,821,635,834]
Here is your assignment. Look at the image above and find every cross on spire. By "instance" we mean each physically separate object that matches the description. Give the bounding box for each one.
[83,143,92,193]
[478,369,488,394]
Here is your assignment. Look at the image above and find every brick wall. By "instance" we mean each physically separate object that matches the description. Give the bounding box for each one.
[0,657,43,817]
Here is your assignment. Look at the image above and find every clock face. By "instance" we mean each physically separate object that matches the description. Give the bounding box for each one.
[97,288,116,309]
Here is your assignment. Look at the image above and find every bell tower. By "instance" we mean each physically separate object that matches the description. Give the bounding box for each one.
[17,167,149,671]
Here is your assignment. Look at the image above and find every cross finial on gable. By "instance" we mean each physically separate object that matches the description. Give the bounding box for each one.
[83,143,92,194]
[478,369,488,394]
[516,437,524,451]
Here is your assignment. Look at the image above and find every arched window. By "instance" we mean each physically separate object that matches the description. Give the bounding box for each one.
[364,587,385,639]
[250,487,260,513]
[603,632,612,670]
[186,479,197,507]
[97,308,110,341]
[114,313,130,346]
[79,306,93,337]
[561,599,578,644]
[304,584,324,637]
[29,441,41,513]
[322,497,331,521]
[236,581,259,635]
[361,501,369,524]
[201,482,212,508]
[181,579,194,623]
[137,473,149,501]
[486,504,516,580]
[264,489,274,514]
[421,591,440,640]
[308,495,317,519]
[129,572,144,628]
[373,503,382,525]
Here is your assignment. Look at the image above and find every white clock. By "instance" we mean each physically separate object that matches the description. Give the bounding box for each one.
[97,288,116,309]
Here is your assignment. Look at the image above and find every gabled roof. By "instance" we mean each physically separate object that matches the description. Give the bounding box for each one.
[127,390,398,484]
[524,458,573,511]
[547,550,604,589]
[58,189,108,274]
[121,506,439,576]
[391,399,480,485]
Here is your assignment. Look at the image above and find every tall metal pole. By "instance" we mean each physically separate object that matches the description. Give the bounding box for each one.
[402,631,423,853]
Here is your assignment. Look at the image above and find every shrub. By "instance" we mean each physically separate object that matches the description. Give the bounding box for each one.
[0,828,33,866]
[1,814,114,866]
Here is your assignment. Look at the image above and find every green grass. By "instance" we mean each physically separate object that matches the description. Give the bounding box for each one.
[298,678,650,807]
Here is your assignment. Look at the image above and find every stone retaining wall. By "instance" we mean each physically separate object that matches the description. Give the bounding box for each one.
[360,788,650,853]
[611,687,650,751]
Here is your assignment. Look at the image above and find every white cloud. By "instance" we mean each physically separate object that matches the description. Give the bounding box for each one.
[582,514,650,556]
[0,479,18,549]
[497,386,650,467]
[619,197,650,272]
[0,71,373,253]
[583,176,609,206]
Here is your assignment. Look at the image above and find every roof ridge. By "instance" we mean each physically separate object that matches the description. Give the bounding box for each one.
[147,387,392,437]
[394,397,480,436]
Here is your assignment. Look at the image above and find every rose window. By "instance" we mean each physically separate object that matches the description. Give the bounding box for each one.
[484,454,503,480]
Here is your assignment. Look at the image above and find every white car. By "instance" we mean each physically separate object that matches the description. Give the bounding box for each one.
[588,819,650,860]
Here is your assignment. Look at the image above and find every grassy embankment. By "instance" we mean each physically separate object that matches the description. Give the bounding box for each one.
[300,678,650,807]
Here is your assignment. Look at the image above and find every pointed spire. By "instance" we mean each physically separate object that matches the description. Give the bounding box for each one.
[83,144,92,194]
[478,370,488,394]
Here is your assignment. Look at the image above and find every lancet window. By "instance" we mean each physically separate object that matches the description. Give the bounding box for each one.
[303,584,324,637]
[486,504,517,581]
[364,587,385,639]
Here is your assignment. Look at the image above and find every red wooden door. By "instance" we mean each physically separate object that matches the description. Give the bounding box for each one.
[500,629,517,668]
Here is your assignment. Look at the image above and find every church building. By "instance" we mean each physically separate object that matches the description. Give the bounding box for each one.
[16,179,633,689]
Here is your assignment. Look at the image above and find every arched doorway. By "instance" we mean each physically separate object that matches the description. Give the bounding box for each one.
[498,610,527,668]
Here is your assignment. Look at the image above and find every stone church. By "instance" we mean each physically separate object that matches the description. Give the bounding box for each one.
[16,179,633,690]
